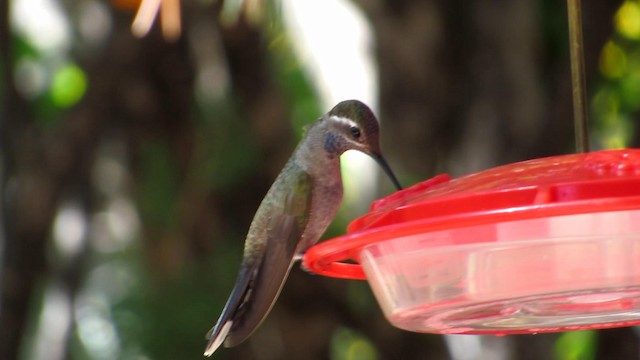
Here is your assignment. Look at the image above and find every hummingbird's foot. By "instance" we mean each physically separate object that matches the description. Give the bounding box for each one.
[297,255,315,274]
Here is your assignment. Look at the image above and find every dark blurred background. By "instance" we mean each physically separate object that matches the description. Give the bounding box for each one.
[1,0,639,359]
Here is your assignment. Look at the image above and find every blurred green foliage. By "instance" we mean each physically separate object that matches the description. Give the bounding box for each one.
[50,63,87,108]
[330,327,378,360]
[592,0,640,148]
[554,331,597,360]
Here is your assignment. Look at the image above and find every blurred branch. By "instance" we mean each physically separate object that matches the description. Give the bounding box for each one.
[0,0,43,357]
[216,11,294,178]
[0,5,100,358]
[132,0,181,40]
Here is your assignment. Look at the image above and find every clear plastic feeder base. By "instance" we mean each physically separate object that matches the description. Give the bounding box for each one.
[360,210,640,334]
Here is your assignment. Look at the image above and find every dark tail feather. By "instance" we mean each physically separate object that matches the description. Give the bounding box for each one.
[204,264,255,356]
[223,217,300,347]
[204,216,301,355]
[223,254,294,347]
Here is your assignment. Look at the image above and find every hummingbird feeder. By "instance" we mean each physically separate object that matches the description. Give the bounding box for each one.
[304,149,640,335]
[303,0,640,335]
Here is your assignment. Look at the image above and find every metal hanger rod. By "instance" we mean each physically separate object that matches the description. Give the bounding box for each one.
[567,0,590,153]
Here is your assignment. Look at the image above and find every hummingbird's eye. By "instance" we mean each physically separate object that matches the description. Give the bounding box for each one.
[350,126,361,139]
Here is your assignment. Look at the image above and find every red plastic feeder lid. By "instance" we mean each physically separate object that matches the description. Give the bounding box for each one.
[303,148,640,335]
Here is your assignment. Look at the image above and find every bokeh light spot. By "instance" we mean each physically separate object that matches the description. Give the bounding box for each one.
[53,200,87,258]
[615,1,640,40]
[599,41,627,79]
[591,87,620,123]
[51,64,88,108]
[11,0,71,53]
[554,331,596,360]
[620,71,640,110]
[14,57,47,99]
[331,327,378,360]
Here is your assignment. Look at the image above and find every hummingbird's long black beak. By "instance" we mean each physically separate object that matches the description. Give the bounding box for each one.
[373,155,403,190]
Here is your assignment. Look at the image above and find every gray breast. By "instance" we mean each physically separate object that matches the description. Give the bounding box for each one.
[296,178,343,255]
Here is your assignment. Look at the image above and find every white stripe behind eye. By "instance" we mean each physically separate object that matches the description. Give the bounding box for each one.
[330,115,358,129]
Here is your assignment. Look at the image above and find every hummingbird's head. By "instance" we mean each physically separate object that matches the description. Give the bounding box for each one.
[325,100,382,157]
[324,100,402,190]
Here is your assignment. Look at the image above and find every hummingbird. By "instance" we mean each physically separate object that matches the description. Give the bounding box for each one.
[204,99,402,356]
